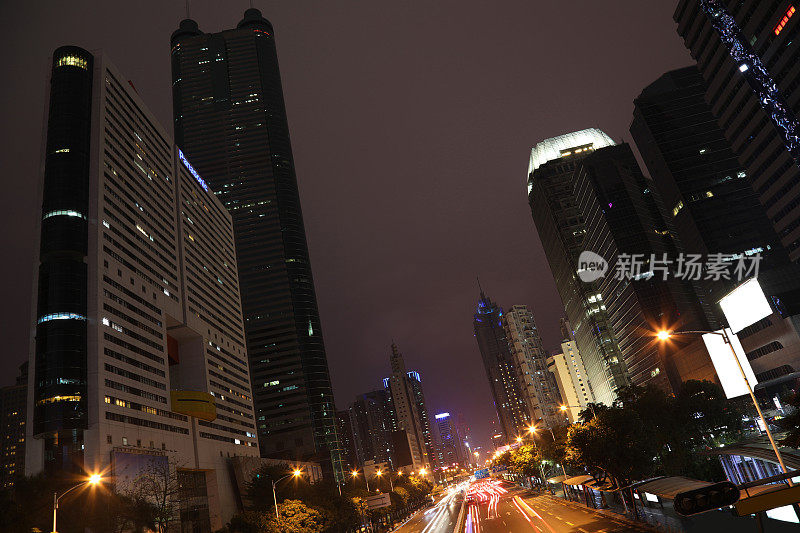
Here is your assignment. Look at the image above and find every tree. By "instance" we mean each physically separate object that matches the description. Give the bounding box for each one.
[271,499,325,533]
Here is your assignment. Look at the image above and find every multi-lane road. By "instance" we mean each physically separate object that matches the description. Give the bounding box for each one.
[396,480,656,533]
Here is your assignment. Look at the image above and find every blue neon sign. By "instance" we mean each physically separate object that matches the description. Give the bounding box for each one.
[700,0,800,164]
[178,148,209,192]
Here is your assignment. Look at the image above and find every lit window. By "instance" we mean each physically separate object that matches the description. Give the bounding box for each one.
[739,63,749,72]
[672,200,684,217]
[56,55,88,69]
[774,6,796,36]
[54,148,70,153]
[42,210,86,220]
[38,312,86,324]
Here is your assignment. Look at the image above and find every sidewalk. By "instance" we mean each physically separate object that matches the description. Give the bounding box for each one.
[536,493,662,532]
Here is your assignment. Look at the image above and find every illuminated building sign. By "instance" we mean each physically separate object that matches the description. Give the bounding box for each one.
[435,412,451,419]
[700,0,800,164]
[178,148,209,192]
[774,5,796,36]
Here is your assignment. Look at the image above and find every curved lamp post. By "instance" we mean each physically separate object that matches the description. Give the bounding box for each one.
[53,473,102,533]
[272,469,303,519]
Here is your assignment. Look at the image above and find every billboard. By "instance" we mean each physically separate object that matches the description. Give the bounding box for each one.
[170,390,216,421]
[702,329,758,399]
[719,278,772,333]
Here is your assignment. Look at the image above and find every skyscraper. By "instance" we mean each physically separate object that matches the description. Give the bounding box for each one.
[527,129,627,404]
[631,66,786,307]
[432,413,461,466]
[170,9,343,480]
[27,46,259,529]
[503,305,562,429]
[574,143,712,392]
[384,344,432,467]
[674,1,800,260]
[348,390,394,468]
[473,290,530,442]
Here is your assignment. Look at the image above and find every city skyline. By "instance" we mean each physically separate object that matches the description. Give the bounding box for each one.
[0,2,694,452]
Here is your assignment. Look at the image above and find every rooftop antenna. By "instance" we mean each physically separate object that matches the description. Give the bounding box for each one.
[250,0,254,8]
[185,0,190,18]
[477,276,484,297]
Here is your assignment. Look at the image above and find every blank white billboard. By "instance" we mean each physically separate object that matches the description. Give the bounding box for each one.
[702,329,758,399]
[719,278,772,333]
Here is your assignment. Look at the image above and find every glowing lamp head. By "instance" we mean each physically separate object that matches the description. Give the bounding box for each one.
[293,469,302,477]
[351,470,359,478]
[656,330,671,341]
[559,405,568,412]
[516,436,522,443]
[88,474,102,485]
[376,470,382,477]
[419,468,427,475]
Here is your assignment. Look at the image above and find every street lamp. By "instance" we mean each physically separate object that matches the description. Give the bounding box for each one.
[53,473,102,533]
[352,469,370,491]
[560,403,596,418]
[657,329,792,485]
[272,469,303,519]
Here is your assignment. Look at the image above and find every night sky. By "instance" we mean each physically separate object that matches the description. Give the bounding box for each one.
[0,1,693,451]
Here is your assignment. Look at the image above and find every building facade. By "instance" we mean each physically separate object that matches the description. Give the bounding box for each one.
[27,47,259,530]
[0,363,27,489]
[503,305,562,429]
[528,129,628,404]
[547,339,594,425]
[170,9,343,480]
[348,390,394,468]
[674,1,800,261]
[384,344,432,467]
[473,290,530,442]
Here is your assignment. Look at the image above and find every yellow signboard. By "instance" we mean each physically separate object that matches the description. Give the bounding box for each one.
[170,390,216,421]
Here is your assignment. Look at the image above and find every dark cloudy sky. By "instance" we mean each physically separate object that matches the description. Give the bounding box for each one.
[0,1,693,451]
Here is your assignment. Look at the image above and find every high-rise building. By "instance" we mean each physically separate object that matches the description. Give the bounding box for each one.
[473,290,530,442]
[348,390,394,468]
[527,129,628,404]
[0,363,27,489]
[335,410,357,473]
[631,66,787,308]
[503,305,562,429]
[27,46,259,530]
[170,9,343,480]
[547,338,594,425]
[384,344,432,467]
[574,142,712,392]
[432,412,461,466]
[674,1,800,260]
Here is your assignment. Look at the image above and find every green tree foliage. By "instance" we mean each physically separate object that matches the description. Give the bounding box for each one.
[563,381,742,486]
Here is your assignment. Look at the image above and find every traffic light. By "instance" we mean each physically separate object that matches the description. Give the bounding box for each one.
[674,481,740,516]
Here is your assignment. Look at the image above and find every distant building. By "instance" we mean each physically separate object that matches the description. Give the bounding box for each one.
[390,430,423,472]
[336,410,357,473]
[27,46,258,530]
[503,305,562,429]
[547,338,594,424]
[349,390,394,468]
[384,344,432,467]
[0,363,27,489]
[171,9,343,481]
[433,413,460,467]
[473,289,530,442]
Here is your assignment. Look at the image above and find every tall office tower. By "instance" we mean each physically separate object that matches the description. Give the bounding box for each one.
[631,66,786,291]
[384,344,432,467]
[473,290,531,442]
[27,46,258,529]
[528,129,628,404]
[432,413,461,466]
[575,143,712,392]
[546,340,594,424]
[170,9,343,480]
[674,1,800,261]
[503,305,562,429]
[348,390,394,468]
[0,363,27,489]
[335,410,357,472]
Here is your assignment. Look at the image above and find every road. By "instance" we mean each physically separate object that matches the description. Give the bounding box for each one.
[395,480,657,533]
[393,487,464,533]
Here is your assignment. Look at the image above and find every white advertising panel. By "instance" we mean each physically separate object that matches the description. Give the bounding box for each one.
[702,329,758,399]
[719,278,772,333]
